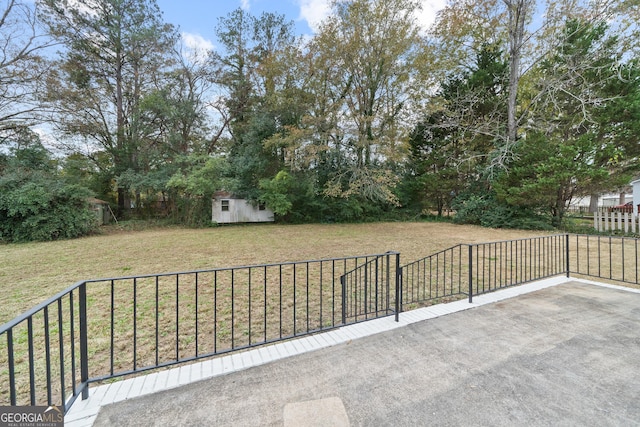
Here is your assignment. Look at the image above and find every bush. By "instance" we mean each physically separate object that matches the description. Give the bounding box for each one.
[0,178,98,242]
[0,142,99,243]
[166,156,233,227]
[452,192,554,231]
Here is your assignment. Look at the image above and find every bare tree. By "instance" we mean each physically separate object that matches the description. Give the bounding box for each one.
[0,0,55,142]
[503,0,533,151]
[428,0,639,171]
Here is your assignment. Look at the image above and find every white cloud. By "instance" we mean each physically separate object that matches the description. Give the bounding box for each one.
[181,32,214,63]
[296,0,332,33]
[296,0,446,34]
[182,32,214,52]
[416,0,448,33]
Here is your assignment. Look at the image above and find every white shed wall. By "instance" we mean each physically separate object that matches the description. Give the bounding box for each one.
[212,198,274,224]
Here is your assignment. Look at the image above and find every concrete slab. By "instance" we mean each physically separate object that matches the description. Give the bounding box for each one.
[283,397,350,427]
[91,280,640,426]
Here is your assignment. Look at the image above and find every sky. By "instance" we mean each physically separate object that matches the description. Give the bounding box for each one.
[155,0,447,53]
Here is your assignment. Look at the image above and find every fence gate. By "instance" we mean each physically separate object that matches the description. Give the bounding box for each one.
[340,252,401,324]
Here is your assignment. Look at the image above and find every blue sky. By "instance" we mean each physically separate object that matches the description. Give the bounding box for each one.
[155,0,446,53]
[155,0,328,51]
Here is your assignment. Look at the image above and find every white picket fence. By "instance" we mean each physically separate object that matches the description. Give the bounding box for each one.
[594,211,640,233]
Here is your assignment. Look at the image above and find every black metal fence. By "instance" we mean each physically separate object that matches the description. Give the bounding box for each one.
[340,251,400,324]
[0,252,398,412]
[401,244,467,307]
[569,234,640,286]
[2,233,639,413]
[401,235,569,307]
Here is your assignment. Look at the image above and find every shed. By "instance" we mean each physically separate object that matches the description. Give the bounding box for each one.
[88,198,112,225]
[212,191,274,224]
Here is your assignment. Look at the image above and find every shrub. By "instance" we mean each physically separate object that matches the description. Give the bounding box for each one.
[0,143,98,243]
[452,191,554,231]
[0,177,97,242]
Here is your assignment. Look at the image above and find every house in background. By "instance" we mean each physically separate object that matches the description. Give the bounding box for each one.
[569,193,621,213]
[571,179,640,216]
[212,191,274,224]
[632,179,640,216]
[570,184,636,214]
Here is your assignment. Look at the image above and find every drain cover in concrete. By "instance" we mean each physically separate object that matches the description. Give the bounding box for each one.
[284,396,350,427]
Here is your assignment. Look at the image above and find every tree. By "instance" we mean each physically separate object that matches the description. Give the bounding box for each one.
[429,0,640,171]
[166,155,231,226]
[0,131,97,242]
[570,22,637,218]
[122,48,219,216]
[0,0,55,141]
[163,46,218,155]
[407,42,508,215]
[493,132,607,226]
[302,0,426,207]
[578,59,640,210]
[211,8,254,146]
[502,0,533,153]
[494,19,635,226]
[406,115,461,216]
[211,8,301,199]
[258,170,293,216]
[40,0,179,216]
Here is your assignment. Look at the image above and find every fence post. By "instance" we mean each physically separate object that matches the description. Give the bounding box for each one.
[79,282,89,400]
[565,234,570,278]
[468,245,473,303]
[340,275,346,325]
[395,253,402,322]
[7,329,16,405]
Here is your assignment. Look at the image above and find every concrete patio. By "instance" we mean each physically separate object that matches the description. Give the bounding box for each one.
[65,276,640,426]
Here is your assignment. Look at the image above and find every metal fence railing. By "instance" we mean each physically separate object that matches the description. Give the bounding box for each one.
[401,244,466,308]
[0,252,395,413]
[340,252,401,323]
[400,235,569,307]
[569,234,640,286]
[3,233,639,413]
[466,234,568,300]
[0,283,88,413]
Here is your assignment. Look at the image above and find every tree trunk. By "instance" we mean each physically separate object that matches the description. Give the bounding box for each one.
[115,31,127,216]
[504,0,529,153]
[589,193,599,213]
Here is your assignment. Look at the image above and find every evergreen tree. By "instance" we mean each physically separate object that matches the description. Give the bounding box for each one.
[40,0,179,216]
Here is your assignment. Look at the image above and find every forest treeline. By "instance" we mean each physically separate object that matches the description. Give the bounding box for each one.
[1,0,639,242]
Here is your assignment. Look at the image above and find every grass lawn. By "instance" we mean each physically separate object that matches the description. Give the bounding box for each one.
[0,222,551,324]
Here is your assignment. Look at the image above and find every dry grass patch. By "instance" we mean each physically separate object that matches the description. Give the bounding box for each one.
[0,222,549,324]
